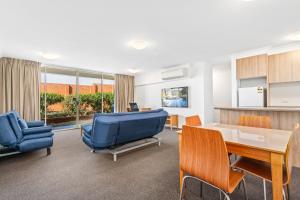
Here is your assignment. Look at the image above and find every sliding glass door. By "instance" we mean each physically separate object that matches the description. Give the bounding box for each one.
[102,74,115,113]
[40,66,114,129]
[40,68,78,128]
[77,73,102,125]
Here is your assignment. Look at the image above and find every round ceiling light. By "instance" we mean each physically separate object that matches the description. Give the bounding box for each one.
[128,68,142,74]
[40,52,61,60]
[286,31,300,41]
[129,40,149,50]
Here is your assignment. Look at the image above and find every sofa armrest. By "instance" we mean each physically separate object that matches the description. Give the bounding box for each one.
[22,126,53,135]
[81,124,93,135]
[26,121,45,128]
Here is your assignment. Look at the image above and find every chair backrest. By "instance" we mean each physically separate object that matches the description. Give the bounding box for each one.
[0,114,18,147]
[185,115,202,126]
[285,123,300,184]
[238,115,272,129]
[180,125,230,192]
[7,113,23,142]
[129,102,139,112]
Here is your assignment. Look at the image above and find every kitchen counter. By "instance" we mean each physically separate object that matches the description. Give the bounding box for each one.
[215,106,300,112]
[215,106,300,130]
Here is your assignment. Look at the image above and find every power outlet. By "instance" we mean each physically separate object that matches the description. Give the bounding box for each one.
[280,98,289,104]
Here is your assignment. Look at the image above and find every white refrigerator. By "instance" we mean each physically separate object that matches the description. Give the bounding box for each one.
[238,87,266,107]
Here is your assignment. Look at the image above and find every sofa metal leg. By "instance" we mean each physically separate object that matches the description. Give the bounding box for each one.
[113,154,117,162]
[47,148,51,155]
[91,149,95,153]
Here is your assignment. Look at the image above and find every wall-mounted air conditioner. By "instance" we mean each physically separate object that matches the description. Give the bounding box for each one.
[161,67,188,80]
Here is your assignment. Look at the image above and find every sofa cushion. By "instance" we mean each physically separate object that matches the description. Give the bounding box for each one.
[0,115,17,147]
[7,113,23,142]
[26,121,45,128]
[117,117,161,144]
[22,126,53,135]
[18,137,53,152]
[18,119,28,129]
[22,132,53,141]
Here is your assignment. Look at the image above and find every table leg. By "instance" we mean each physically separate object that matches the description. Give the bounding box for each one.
[178,133,182,190]
[180,169,184,190]
[271,153,283,200]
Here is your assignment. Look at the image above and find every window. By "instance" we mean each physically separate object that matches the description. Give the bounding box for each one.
[40,66,114,129]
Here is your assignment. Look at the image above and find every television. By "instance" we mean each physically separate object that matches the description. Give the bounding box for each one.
[161,87,188,108]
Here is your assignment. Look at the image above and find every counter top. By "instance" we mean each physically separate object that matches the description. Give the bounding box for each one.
[214,106,300,112]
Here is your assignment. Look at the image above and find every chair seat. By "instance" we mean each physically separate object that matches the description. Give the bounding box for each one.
[228,169,245,193]
[233,157,287,184]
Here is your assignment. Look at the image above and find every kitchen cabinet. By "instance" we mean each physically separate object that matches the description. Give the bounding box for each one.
[236,54,268,79]
[268,50,300,83]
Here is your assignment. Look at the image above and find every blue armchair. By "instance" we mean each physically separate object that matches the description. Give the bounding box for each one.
[0,111,54,155]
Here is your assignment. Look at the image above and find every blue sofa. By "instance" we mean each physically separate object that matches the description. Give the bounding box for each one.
[0,111,54,155]
[82,109,168,159]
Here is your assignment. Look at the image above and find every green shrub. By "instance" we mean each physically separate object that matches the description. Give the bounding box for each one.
[63,92,114,115]
[41,92,114,117]
[40,93,64,116]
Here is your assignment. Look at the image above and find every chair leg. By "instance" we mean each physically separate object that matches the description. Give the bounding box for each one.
[283,188,287,200]
[286,184,290,200]
[199,181,203,199]
[242,178,248,200]
[219,190,222,200]
[263,179,267,200]
[46,148,51,155]
[179,176,188,200]
[224,193,231,200]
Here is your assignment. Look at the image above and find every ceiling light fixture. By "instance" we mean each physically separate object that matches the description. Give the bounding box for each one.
[129,40,149,50]
[39,52,61,60]
[128,68,142,74]
[286,31,300,41]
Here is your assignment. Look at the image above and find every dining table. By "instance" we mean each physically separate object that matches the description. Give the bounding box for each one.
[177,123,293,200]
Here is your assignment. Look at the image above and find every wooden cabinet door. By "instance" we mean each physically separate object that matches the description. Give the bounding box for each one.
[268,50,300,83]
[236,54,268,79]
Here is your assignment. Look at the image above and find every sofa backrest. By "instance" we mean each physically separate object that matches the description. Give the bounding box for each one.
[0,114,18,148]
[9,110,21,119]
[7,113,23,142]
[92,109,168,148]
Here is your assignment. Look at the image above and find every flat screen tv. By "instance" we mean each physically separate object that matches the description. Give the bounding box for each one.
[161,87,188,108]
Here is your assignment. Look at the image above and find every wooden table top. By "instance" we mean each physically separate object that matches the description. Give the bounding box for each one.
[177,123,292,154]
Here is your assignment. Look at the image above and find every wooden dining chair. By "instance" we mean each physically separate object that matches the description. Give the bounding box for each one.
[238,115,272,129]
[180,126,248,200]
[233,124,299,200]
[185,115,202,126]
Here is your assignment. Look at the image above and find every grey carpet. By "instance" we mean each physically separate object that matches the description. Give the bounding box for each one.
[0,129,299,200]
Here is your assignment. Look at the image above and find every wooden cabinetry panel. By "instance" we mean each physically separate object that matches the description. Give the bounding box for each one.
[268,50,300,83]
[236,54,268,79]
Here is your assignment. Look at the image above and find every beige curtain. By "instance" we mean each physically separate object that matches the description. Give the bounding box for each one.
[114,74,134,112]
[0,57,41,120]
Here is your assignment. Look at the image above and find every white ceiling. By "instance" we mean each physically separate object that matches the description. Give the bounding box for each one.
[0,0,300,74]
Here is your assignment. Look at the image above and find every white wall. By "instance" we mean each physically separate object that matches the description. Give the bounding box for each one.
[212,64,232,122]
[135,62,214,127]
[269,82,300,107]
